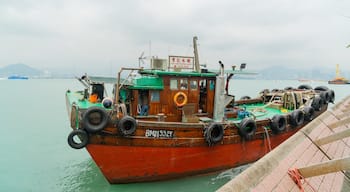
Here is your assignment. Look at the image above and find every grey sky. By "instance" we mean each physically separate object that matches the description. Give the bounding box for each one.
[1,0,349,75]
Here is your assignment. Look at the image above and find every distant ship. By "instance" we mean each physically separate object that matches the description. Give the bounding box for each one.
[8,75,29,80]
[328,64,349,84]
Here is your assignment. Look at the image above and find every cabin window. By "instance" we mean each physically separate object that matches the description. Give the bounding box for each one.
[209,80,215,90]
[170,79,178,90]
[190,80,197,90]
[180,79,188,90]
[150,91,160,102]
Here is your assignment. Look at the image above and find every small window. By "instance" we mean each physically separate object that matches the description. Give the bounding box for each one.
[180,79,188,90]
[209,80,215,90]
[150,91,160,102]
[190,80,197,90]
[170,79,178,90]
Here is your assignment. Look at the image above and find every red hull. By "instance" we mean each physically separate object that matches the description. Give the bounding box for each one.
[86,130,296,183]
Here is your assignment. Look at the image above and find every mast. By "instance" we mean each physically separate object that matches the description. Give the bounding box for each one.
[335,64,340,78]
[193,36,200,73]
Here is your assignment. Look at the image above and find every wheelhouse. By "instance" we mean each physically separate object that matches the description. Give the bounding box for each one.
[119,69,217,122]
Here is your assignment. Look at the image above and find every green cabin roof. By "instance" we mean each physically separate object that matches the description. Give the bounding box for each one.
[130,75,164,90]
[129,69,257,90]
[139,69,217,77]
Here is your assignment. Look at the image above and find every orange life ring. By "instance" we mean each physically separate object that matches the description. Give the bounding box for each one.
[173,92,188,107]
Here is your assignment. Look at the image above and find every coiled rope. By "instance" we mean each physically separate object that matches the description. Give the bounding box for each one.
[287,168,316,192]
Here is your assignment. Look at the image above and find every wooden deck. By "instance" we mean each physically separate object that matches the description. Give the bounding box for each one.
[218,96,350,192]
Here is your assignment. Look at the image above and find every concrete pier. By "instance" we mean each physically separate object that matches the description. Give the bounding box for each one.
[218,96,350,192]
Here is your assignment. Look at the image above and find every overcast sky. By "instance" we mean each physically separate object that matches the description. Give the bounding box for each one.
[1,0,350,75]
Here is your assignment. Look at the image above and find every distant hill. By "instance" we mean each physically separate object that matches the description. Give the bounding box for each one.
[0,63,42,77]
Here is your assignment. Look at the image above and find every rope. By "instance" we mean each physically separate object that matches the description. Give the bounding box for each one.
[288,168,317,192]
[119,103,127,116]
[263,126,272,152]
[288,168,304,191]
[115,103,128,118]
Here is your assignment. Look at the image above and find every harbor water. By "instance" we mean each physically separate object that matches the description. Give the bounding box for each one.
[0,79,347,192]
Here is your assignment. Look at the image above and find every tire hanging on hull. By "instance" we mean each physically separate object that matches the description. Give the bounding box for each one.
[328,90,335,103]
[82,107,110,133]
[118,116,137,136]
[67,129,89,149]
[311,95,324,111]
[204,123,224,146]
[238,118,257,140]
[270,115,287,134]
[290,109,304,127]
[303,106,315,121]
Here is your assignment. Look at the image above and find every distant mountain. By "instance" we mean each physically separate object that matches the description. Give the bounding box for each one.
[0,63,42,77]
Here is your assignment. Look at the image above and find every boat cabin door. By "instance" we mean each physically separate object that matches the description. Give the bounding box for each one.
[199,79,215,115]
[199,80,208,113]
[138,90,149,116]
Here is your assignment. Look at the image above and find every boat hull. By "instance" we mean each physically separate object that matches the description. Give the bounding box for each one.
[86,130,296,183]
[66,87,330,183]
[65,71,333,183]
[328,80,350,84]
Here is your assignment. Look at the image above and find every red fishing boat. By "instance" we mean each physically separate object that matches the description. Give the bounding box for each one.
[65,37,334,183]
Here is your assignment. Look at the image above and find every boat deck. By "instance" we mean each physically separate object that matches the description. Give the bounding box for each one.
[218,96,350,192]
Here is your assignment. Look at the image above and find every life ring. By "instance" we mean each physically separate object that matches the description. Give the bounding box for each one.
[303,106,315,121]
[270,115,287,134]
[173,92,188,107]
[118,116,137,136]
[311,95,323,111]
[67,129,89,149]
[204,123,224,145]
[290,109,304,127]
[82,107,110,133]
[238,118,257,140]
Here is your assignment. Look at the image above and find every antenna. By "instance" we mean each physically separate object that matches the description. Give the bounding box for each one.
[138,51,147,67]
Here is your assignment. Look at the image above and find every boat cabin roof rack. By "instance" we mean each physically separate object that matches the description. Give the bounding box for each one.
[115,67,144,105]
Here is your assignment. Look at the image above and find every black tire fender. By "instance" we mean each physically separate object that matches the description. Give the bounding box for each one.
[311,95,323,111]
[303,106,315,121]
[314,86,329,92]
[320,91,330,104]
[82,107,109,133]
[284,86,294,91]
[290,109,305,127]
[238,118,257,140]
[328,90,335,103]
[270,115,287,134]
[118,116,137,136]
[204,123,224,145]
[298,84,312,90]
[67,129,89,149]
[240,96,251,100]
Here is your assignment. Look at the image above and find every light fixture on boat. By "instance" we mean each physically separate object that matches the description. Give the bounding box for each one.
[240,63,246,70]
